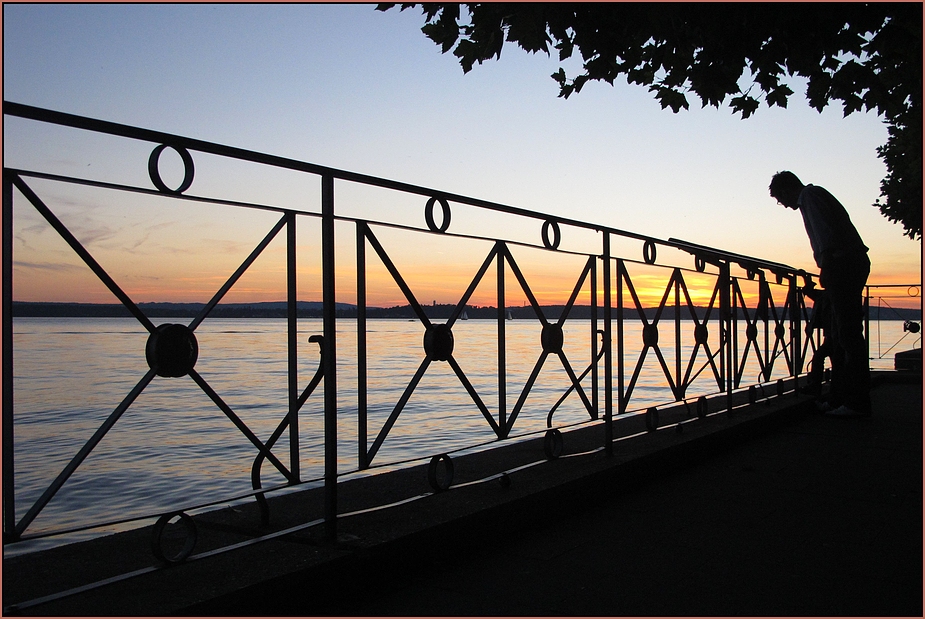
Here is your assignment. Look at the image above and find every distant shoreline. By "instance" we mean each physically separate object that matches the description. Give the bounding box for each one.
[11,301,921,321]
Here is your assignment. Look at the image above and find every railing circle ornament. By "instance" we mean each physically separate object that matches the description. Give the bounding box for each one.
[151,511,197,564]
[148,144,195,195]
[695,256,706,272]
[541,219,561,250]
[774,324,787,339]
[541,323,564,353]
[424,196,451,233]
[643,240,657,265]
[642,323,659,347]
[645,407,659,432]
[427,454,454,491]
[908,286,921,298]
[696,396,708,419]
[543,428,564,460]
[145,323,199,378]
[423,323,454,361]
[745,323,758,341]
[693,323,709,345]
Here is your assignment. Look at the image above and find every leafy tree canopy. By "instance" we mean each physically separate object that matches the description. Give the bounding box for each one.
[378,2,922,239]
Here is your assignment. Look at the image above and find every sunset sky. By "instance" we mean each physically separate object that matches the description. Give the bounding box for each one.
[3,4,921,309]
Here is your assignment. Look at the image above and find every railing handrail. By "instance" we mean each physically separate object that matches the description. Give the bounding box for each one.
[4,100,804,276]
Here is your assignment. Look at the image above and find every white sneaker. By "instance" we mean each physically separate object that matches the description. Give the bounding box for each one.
[825,405,871,419]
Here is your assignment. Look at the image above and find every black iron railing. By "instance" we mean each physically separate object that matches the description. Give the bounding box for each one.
[3,101,852,553]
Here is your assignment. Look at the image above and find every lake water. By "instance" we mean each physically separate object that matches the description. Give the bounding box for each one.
[6,316,917,554]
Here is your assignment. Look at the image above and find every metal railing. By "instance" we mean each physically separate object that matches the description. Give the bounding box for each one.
[3,102,841,552]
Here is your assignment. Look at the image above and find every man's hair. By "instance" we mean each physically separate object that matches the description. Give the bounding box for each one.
[769,170,803,200]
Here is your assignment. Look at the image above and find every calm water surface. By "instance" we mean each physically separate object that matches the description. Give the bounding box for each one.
[7,316,916,554]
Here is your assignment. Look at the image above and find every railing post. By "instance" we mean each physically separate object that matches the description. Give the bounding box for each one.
[615,257,624,417]
[603,235,613,455]
[3,171,16,541]
[590,257,598,418]
[286,212,299,481]
[357,223,368,470]
[864,284,870,358]
[719,260,732,413]
[321,175,337,541]
[789,274,802,376]
[497,241,507,434]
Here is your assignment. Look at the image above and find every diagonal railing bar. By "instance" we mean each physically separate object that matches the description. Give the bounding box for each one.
[446,244,500,329]
[188,214,289,331]
[547,331,606,427]
[188,369,295,483]
[504,351,551,434]
[529,255,598,418]
[500,244,548,327]
[14,368,158,538]
[365,357,432,466]
[362,225,431,327]
[10,174,156,334]
[649,339,681,399]
[618,266,661,406]
[555,256,595,327]
[446,356,502,436]
[554,349,597,417]
[766,286,793,375]
[677,272,723,392]
[797,295,818,370]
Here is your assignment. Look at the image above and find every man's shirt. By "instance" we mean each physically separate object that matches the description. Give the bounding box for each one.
[797,184,868,270]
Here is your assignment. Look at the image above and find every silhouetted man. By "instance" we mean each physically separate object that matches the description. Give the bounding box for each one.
[769,171,871,418]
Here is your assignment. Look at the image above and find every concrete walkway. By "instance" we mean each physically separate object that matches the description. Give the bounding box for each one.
[330,377,923,617]
[4,373,921,616]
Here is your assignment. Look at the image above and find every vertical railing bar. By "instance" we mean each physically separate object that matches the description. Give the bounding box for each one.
[864,285,870,359]
[791,276,803,376]
[591,257,598,420]
[321,174,338,541]
[732,277,740,389]
[724,264,733,412]
[3,171,16,539]
[602,234,612,455]
[675,272,682,398]
[286,212,299,482]
[615,257,625,416]
[357,222,368,470]
[497,241,507,432]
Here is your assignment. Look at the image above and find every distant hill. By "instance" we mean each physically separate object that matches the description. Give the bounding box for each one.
[11,301,922,322]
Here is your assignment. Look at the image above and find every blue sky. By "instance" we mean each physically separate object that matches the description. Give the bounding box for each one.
[3,3,921,305]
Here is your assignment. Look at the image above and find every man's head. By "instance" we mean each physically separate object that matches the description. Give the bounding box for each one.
[769,171,805,210]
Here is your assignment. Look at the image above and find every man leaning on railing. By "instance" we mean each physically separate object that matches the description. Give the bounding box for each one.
[769,170,871,418]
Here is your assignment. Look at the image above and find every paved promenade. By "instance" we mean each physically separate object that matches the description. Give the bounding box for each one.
[3,372,921,616]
